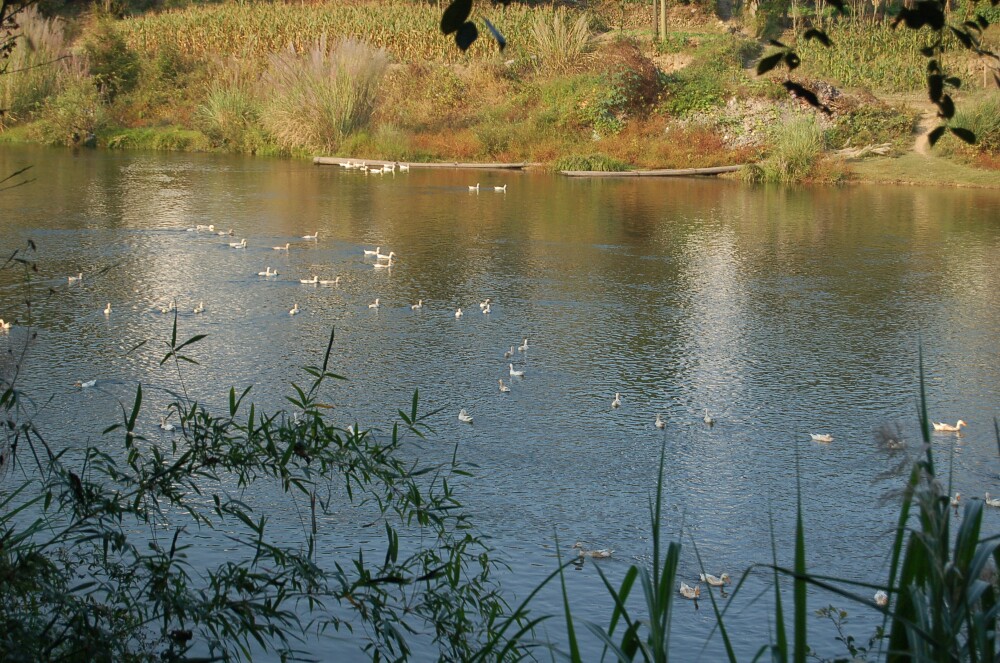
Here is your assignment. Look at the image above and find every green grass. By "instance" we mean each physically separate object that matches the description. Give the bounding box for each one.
[850,152,1000,187]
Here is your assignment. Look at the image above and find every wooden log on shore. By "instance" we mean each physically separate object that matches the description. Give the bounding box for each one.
[560,165,744,177]
[314,157,531,170]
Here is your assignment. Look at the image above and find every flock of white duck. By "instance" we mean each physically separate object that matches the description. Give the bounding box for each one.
[3,179,982,607]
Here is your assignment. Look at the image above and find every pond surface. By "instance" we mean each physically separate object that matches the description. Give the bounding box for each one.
[1,144,999,660]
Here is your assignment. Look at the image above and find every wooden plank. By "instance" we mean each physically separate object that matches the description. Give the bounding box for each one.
[314,157,529,169]
[560,165,744,177]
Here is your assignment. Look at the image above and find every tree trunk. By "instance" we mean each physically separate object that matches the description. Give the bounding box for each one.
[659,0,668,41]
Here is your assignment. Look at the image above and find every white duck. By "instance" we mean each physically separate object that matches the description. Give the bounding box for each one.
[319,277,340,286]
[504,346,514,359]
[299,275,319,285]
[103,302,112,316]
[193,301,205,314]
[498,379,511,393]
[572,542,612,558]
[509,364,524,377]
[494,184,507,192]
[364,246,381,256]
[411,300,423,310]
[518,338,529,352]
[810,433,834,443]
[373,257,393,269]
[479,298,492,309]
[68,272,83,283]
[458,409,474,424]
[933,420,967,432]
[398,163,410,172]
[612,393,622,409]
[700,573,731,586]
[376,251,396,262]
[74,379,97,388]
[468,183,479,191]
[258,267,277,277]
[218,228,234,236]
[229,238,247,249]
[986,493,1000,507]
[482,303,491,314]
[679,582,701,600]
[368,298,380,309]
[874,590,889,607]
[302,231,319,240]
[455,308,463,318]
[0,319,10,331]
[159,298,177,313]
[289,303,300,316]
[704,409,715,426]
[655,414,666,429]
[952,492,962,509]
[159,416,176,432]
[273,243,290,251]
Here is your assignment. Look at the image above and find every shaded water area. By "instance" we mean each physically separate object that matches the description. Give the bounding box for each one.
[1,144,999,659]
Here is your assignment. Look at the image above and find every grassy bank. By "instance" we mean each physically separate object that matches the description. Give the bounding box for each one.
[0,1,996,184]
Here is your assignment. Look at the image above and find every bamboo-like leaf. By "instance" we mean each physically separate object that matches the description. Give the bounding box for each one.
[483,17,506,50]
[440,0,472,34]
[793,468,807,663]
[927,125,946,148]
[455,20,478,50]
[803,29,832,46]
[950,126,976,144]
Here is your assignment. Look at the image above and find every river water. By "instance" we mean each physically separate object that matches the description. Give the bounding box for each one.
[1,144,998,660]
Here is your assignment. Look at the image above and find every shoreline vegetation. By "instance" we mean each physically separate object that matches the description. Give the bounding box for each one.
[0,1,997,186]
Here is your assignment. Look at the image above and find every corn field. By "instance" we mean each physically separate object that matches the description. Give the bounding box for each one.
[117,1,540,64]
[795,22,938,93]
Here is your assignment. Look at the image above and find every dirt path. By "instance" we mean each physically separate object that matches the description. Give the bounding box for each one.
[913,110,939,156]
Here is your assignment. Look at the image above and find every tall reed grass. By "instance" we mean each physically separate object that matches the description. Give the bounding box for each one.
[530,8,594,74]
[196,64,263,151]
[261,38,388,154]
[0,8,66,127]
[742,115,827,183]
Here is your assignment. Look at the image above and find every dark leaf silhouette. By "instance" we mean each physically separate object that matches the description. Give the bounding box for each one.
[962,20,983,33]
[756,52,784,75]
[784,51,801,70]
[927,59,940,74]
[949,26,976,50]
[937,94,955,119]
[928,73,943,101]
[440,0,472,35]
[803,29,832,46]
[893,4,944,30]
[950,127,977,144]
[483,17,506,51]
[944,76,962,89]
[920,45,936,57]
[768,39,788,48]
[994,71,1000,88]
[927,125,946,148]
[976,15,989,29]
[826,0,847,13]
[782,81,832,114]
[455,20,478,51]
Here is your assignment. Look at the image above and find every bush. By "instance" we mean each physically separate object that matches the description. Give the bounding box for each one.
[30,76,106,146]
[84,17,140,102]
[261,37,388,154]
[952,95,1000,154]
[828,101,917,150]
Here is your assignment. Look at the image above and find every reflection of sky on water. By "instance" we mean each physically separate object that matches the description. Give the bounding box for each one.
[1,145,998,659]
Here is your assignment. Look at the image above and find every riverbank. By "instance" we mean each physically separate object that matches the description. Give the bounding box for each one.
[0,0,996,186]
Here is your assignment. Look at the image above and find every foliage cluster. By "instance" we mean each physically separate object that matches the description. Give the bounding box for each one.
[660,36,761,117]
[0,247,513,661]
[0,8,65,127]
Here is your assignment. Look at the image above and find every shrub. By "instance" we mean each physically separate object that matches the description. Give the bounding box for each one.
[828,100,917,150]
[84,17,140,102]
[530,8,594,74]
[261,37,388,154]
[952,95,1000,154]
[30,76,106,146]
